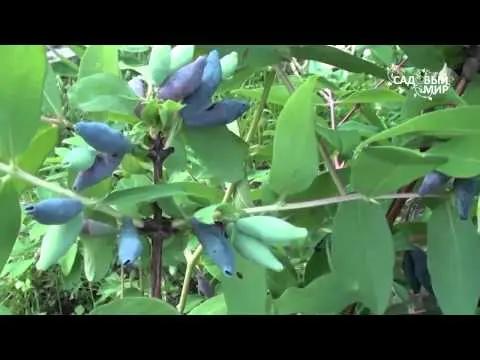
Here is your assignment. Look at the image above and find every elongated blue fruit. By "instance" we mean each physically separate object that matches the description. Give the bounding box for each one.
[453,178,478,220]
[417,171,450,196]
[182,99,249,127]
[118,218,143,266]
[410,248,434,296]
[195,271,214,298]
[74,121,133,156]
[402,250,421,294]
[63,147,97,172]
[24,198,83,225]
[128,76,146,98]
[157,56,207,101]
[72,153,124,192]
[82,219,118,237]
[36,212,84,270]
[182,50,223,115]
[191,217,236,277]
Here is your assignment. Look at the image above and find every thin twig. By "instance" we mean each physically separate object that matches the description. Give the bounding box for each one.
[338,57,408,126]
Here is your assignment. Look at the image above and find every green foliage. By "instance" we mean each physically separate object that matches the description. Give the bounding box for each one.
[1,44,480,316]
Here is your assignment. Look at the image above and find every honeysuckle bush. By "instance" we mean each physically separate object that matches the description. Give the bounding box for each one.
[1,45,480,315]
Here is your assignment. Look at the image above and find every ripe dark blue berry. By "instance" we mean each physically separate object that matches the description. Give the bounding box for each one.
[24,198,84,225]
[74,121,133,156]
[191,217,236,277]
[181,99,249,127]
[453,178,478,220]
[118,218,143,266]
[417,171,450,196]
[72,153,124,192]
[156,56,207,101]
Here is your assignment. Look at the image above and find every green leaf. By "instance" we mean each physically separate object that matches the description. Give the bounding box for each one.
[331,200,395,314]
[426,136,480,178]
[102,182,222,209]
[316,125,361,157]
[183,126,248,183]
[0,259,34,279]
[42,62,62,116]
[231,85,291,106]
[90,297,179,315]
[338,88,405,104]
[14,125,58,194]
[400,45,445,72]
[68,73,137,116]
[400,89,466,120]
[221,250,268,314]
[0,45,47,159]
[359,104,385,129]
[62,254,84,291]
[0,305,13,315]
[164,135,187,173]
[284,168,350,229]
[78,45,119,79]
[275,272,356,315]
[351,146,448,196]
[266,250,298,298]
[268,76,319,196]
[427,200,480,315]
[289,45,388,80]
[0,180,21,274]
[304,246,331,285]
[188,294,227,315]
[82,235,116,282]
[360,106,480,147]
[58,243,78,276]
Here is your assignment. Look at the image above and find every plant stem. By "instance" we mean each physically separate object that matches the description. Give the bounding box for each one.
[176,245,203,313]
[274,64,347,196]
[245,70,276,142]
[244,192,431,214]
[147,134,174,299]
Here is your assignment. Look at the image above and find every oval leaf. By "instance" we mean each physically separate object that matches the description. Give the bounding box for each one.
[351,146,448,196]
[361,106,480,147]
[275,272,356,315]
[331,200,395,314]
[0,45,47,159]
[102,182,222,208]
[68,73,138,115]
[221,250,268,314]
[427,201,480,315]
[78,45,119,78]
[269,76,319,196]
[183,126,249,183]
[426,136,480,178]
[188,294,227,315]
[0,180,21,274]
[400,45,445,72]
[90,297,179,315]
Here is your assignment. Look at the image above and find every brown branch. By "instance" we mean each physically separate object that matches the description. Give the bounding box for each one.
[146,135,175,299]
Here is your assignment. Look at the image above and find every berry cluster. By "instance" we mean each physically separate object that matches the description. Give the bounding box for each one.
[24,122,142,271]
